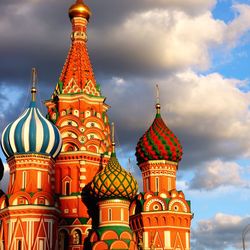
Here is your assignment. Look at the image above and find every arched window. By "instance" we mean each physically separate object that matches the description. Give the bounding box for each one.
[73,230,82,245]
[65,182,70,196]
[58,230,69,250]
[17,240,22,250]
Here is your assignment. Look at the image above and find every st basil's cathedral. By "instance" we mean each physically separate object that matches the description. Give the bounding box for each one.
[0,0,193,249]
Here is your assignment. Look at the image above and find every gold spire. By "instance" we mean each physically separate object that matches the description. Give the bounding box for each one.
[111,122,115,154]
[31,68,37,102]
[156,84,161,114]
[69,0,92,21]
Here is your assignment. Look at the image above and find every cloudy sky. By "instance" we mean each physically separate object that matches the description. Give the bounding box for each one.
[1,0,250,249]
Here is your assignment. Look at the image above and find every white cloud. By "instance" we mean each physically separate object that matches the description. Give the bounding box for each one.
[225,4,250,48]
[189,159,249,190]
[91,4,250,74]
[0,163,9,193]
[104,69,250,166]
[156,70,250,165]
[192,213,250,250]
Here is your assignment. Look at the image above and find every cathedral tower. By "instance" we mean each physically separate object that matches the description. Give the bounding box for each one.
[45,0,112,248]
[87,124,138,250]
[130,88,192,250]
[0,69,62,249]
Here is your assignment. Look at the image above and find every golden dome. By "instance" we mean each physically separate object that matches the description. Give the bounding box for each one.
[69,0,92,21]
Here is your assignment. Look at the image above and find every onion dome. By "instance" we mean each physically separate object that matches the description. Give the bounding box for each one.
[69,0,92,21]
[89,124,138,200]
[1,69,62,159]
[136,102,183,164]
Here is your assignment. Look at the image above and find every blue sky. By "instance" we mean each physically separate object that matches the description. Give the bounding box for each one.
[1,0,250,249]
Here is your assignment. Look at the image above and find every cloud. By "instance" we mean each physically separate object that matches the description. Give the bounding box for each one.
[192,213,250,250]
[0,163,9,193]
[102,70,250,168]
[189,159,250,190]
[90,3,250,76]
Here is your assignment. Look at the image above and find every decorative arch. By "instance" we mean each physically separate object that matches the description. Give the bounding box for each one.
[61,138,81,152]
[58,229,69,250]
[120,231,132,240]
[144,197,167,211]
[31,192,54,206]
[143,192,154,200]
[92,241,108,250]
[9,192,31,206]
[72,229,82,245]
[83,116,105,130]
[168,199,188,213]
[101,230,118,240]
[110,240,128,250]
[84,127,106,141]
[57,114,81,127]
[62,176,72,196]
[129,200,137,216]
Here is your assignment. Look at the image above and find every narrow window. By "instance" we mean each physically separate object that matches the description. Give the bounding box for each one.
[22,171,27,189]
[65,182,70,196]
[17,240,22,250]
[37,171,42,189]
[146,178,149,192]
[108,208,112,221]
[155,177,159,192]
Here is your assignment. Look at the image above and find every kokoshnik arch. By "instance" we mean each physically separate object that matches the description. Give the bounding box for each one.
[0,0,193,249]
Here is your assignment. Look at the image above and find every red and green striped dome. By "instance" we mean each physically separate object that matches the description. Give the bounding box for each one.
[136,106,183,164]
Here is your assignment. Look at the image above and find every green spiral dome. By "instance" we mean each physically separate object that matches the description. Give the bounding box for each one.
[90,153,138,200]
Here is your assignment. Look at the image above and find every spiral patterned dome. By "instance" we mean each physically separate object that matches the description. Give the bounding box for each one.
[90,153,138,200]
[1,101,62,159]
[136,105,183,164]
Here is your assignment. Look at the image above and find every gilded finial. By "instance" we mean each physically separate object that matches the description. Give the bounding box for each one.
[111,122,115,154]
[31,68,37,102]
[69,0,92,21]
[156,84,161,114]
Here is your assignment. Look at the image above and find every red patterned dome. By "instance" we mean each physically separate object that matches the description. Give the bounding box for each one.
[136,104,183,164]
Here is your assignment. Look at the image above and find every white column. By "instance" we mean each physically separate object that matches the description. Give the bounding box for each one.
[143,232,149,249]
[164,231,171,248]
[185,232,190,250]
[37,171,42,189]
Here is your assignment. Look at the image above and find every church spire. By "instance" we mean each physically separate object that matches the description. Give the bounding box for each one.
[111,122,116,155]
[31,67,37,102]
[52,0,99,98]
[155,84,161,115]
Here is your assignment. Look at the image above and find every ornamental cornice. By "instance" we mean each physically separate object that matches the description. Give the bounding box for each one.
[140,210,193,216]
[56,151,110,163]
[139,160,178,168]
[98,199,131,206]
[0,206,60,216]
[57,92,105,103]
